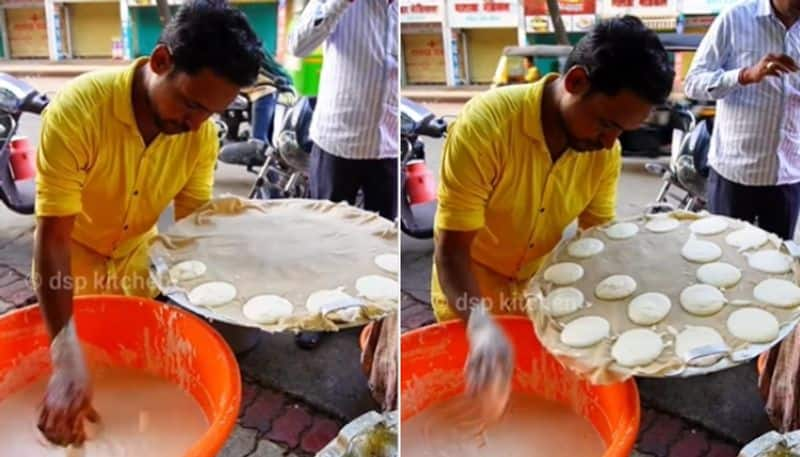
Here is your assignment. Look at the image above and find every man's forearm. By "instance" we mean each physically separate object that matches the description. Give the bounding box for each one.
[287,0,350,58]
[684,67,742,101]
[435,250,483,322]
[174,196,210,222]
[34,232,74,338]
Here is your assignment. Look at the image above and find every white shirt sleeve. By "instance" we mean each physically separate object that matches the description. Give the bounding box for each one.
[287,0,352,58]
[683,10,743,101]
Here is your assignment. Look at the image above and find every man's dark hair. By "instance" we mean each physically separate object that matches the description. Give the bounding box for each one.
[565,15,674,105]
[158,0,265,87]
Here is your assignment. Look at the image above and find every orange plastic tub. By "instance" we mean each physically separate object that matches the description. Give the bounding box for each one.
[0,296,241,457]
[401,316,640,457]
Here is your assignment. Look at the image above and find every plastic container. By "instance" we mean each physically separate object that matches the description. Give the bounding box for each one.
[401,316,640,457]
[0,296,241,456]
[405,160,437,205]
[9,136,36,181]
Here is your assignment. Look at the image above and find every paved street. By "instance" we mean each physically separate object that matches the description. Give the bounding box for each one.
[0,76,375,456]
[399,99,782,456]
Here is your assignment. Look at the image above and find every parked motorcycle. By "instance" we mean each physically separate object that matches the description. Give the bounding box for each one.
[644,104,711,213]
[217,53,293,145]
[217,70,316,200]
[400,98,446,239]
[0,73,49,215]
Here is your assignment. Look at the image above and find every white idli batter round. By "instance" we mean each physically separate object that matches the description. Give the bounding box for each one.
[605,222,639,240]
[696,262,742,289]
[306,288,361,322]
[754,278,800,309]
[595,275,637,301]
[727,308,780,343]
[675,326,726,365]
[543,262,584,286]
[169,260,207,282]
[560,316,610,348]
[374,254,399,274]
[726,227,768,250]
[243,295,294,324]
[747,250,792,274]
[567,238,605,259]
[689,216,729,235]
[612,329,664,367]
[680,284,726,316]
[628,292,672,325]
[645,217,680,233]
[188,281,237,308]
[544,287,585,317]
[356,275,399,301]
[681,238,722,263]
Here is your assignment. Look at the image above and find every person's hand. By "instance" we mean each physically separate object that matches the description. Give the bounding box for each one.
[361,314,398,411]
[464,304,514,425]
[37,319,99,446]
[739,53,800,85]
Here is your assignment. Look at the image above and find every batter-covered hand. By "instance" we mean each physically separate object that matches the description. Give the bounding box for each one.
[464,304,514,425]
[37,319,99,446]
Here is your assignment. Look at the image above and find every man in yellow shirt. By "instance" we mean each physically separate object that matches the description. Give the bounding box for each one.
[33,0,265,446]
[433,16,675,423]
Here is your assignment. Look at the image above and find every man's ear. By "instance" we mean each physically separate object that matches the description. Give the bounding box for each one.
[563,66,592,96]
[149,44,174,76]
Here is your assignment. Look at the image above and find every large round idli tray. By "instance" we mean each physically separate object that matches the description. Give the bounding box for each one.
[526,210,800,383]
[149,196,398,333]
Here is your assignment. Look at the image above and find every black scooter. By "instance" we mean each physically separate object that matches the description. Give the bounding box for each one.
[645,105,712,213]
[216,73,317,201]
[0,73,49,215]
[400,98,447,239]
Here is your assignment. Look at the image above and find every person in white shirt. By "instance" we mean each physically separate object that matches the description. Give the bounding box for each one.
[288,0,398,349]
[288,0,398,221]
[685,0,800,432]
[684,0,800,240]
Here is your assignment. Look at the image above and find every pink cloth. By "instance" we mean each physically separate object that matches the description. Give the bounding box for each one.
[759,327,800,432]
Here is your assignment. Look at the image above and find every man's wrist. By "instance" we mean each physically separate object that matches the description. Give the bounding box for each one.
[467,299,490,328]
[738,67,751,86]
[50,319,85,370]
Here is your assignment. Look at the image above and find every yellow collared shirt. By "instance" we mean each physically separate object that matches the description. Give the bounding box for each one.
[34,58,219,297]
[431,75,622,321]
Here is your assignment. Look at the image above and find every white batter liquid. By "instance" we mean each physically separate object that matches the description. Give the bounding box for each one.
[402,393,606,457]
[0,367,208,457]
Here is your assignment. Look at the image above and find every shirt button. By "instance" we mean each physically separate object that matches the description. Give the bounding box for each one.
[539,208,545,213]
[133,190,139,196]
[123,225,129,231]
[529,243,535,248]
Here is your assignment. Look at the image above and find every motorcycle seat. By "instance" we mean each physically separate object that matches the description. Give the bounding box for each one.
[0,177,34,215]
[402,199,436,239]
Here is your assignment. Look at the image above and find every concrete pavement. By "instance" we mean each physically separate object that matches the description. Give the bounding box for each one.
[0,59,127,78]
[402,85,487,104]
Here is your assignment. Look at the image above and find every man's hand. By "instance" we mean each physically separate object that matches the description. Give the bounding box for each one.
[37,319,98,446]
[740,53,800,85]
[361,313,398,412]
[465,304,513,424]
